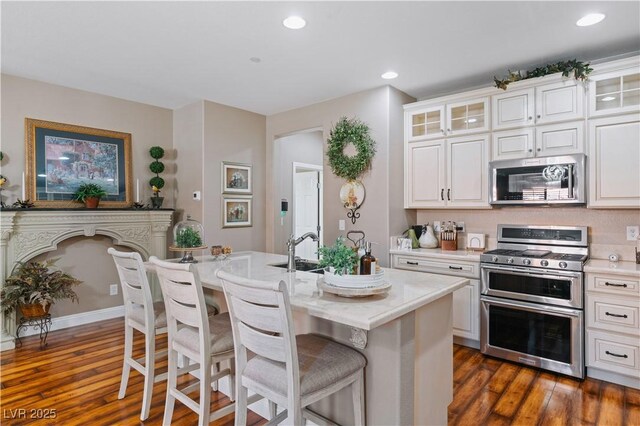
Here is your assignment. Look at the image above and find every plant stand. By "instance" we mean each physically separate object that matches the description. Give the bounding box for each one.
[16,314,52,349]
[169,245,207,263]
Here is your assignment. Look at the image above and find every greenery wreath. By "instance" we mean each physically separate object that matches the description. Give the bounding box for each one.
[326,117,376,181]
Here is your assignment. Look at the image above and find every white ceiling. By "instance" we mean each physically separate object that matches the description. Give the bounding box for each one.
[2,1,639,116]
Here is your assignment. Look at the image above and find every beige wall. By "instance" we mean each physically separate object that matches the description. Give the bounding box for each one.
[416,208,640,262]
[1,74,174,315]
[266,86,416,266]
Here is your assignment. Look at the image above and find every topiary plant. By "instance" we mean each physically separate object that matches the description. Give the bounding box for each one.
[149,146,165,196]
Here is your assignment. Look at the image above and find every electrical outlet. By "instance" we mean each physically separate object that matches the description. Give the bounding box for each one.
[192,191,201,201]
[433,221,441,232]
[455,221,466,232]
[109,284,118,296]
[338,220,346,231]
[627,225,639,241]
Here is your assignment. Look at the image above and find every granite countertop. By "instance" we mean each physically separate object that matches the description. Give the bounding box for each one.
[389,248,482,262]
[584,259,640,277]
[187,251,467,331]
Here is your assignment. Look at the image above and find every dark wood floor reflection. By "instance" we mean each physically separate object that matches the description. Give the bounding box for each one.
[2,319,638,425]
[448,344,640,426]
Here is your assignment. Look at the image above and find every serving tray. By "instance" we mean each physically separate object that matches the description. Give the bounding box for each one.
[318,278,391,298]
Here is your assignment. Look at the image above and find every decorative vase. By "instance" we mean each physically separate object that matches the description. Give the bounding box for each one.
[408,229,420,249]
[151,196,164,209]
[84,197,100,209]
[19,303,51,318]
[419,225,439,248]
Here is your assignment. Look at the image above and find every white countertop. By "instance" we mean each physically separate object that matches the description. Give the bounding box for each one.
[389,248,482,262]
[584,259,640,277]
[190,251,468,331]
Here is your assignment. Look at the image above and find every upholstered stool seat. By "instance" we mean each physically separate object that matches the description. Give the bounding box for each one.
[173,312,235,360]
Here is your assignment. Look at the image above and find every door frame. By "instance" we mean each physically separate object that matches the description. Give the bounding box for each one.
[292,162,324,253]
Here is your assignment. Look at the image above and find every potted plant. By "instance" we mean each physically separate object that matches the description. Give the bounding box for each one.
[73,183,107,208]
[149,146,165,209]
[318,237,357,276]
[1,259,81,318]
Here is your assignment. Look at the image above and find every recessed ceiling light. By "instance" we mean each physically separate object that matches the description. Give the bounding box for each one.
[381,71,398,80]
[283,16,306,30]
[250,57,261,63]
[601,96,616,101]
[576,13,605,27]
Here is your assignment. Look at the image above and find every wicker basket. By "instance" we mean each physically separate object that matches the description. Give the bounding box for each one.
[19,303,51,318]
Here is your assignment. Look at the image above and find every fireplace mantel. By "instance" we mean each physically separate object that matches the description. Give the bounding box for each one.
[0,209,173,351]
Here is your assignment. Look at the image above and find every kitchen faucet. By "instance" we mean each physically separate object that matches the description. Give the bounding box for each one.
[287,232,319,272]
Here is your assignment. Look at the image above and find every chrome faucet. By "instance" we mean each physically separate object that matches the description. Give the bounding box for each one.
[287,232,319,272]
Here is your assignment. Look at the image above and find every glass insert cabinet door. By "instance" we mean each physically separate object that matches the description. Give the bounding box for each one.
[446,97,489,136]
[408,106,445,141]
[590,68,640,115]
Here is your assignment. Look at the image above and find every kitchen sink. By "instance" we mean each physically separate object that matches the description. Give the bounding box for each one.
[270,260,324,274]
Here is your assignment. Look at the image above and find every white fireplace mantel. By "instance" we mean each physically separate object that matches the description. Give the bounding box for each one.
[0,209,173,351]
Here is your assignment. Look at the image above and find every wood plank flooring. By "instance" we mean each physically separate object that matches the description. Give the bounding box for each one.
[1,318,638,425]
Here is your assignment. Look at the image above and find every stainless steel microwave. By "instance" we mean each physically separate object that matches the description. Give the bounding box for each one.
[490,154,586,206]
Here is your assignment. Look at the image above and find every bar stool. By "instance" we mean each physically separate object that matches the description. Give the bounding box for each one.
[217,270,367,425]
[108,248,168,421]
[150,256,237,426]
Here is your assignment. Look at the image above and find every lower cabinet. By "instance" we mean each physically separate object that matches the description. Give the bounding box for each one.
[391,253,480,347]
[585,270,640,389]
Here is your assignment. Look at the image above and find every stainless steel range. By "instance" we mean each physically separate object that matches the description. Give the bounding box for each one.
[480,225,588,378]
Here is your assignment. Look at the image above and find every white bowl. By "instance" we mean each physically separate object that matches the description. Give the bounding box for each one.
[324,269,385,288]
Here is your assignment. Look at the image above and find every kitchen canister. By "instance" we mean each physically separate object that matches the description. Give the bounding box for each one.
[419,224,438,248]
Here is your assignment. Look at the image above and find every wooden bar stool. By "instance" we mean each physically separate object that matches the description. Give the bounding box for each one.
[150,256,239,426]
[108,248,168,421]
[217,270,367,426]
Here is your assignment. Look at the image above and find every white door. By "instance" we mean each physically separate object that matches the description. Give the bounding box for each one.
[492,88,535,130]
[589,115,640,208]
[535,81,584,124]
[294,169,321,259]
[535,121,584,157]
[447,134,490,208]
[406,140,446,208]
[492,128,534,160]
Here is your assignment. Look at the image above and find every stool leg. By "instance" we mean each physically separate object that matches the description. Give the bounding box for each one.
[352,370,365,426]
[163,348,178,426]
[268,400,277,419]
[198,358,212,426]
[118,324,133,399]
[235,384,247,426]
[140,331,155,420]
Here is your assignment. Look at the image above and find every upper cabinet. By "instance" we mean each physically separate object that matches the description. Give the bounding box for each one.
[589,66,640,117]
[405,97,489,142]
[492,80,584,131]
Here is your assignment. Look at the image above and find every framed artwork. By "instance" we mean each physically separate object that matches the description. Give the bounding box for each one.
[25,118,132,208]
[222,196,252,228]
[221,162,252,194]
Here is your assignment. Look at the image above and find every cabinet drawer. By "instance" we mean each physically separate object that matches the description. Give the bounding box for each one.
[587,273,640,297]
[393,255,479,279]
[587,330,640,376]
[587,294,640,335]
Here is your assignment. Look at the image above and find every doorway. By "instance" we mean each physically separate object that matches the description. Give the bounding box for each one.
[293,163,323,260]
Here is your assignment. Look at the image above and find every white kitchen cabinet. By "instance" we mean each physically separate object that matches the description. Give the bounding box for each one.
[391,252,480,346]
[588,114,640,208]
[405,140,446,208]
[589,66,640,117]
[492,81,584,131]
[535,121,584,156]
[405,135,490,209]
[406,106,445,142]
[446,97,490,136]
[586,269,640,389]
[492,128,535,160]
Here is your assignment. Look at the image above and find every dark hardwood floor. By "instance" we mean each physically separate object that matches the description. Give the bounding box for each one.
[1,318,638,425]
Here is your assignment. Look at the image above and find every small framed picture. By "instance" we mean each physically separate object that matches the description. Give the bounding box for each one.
[222,196,252,228]
[222,162,252,194]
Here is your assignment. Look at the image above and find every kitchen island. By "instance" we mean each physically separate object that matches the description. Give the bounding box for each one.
[191,251,468,425]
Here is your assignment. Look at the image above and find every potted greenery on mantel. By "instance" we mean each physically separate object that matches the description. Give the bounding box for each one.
[73,183,107,209]
[1,259,81,318]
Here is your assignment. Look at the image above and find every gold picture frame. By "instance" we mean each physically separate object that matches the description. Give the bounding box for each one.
[25,118,132,208]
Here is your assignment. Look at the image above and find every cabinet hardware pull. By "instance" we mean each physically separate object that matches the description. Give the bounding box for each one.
[449,266,463,270]
[537,148,541,151]
[605,312,628,318]
[447,189,451,201]
[407,261,419,266]
[447,128,451,132]
[528,116,532,120]
[528,149,533,152]
[605,350,628,359]
[441,129,445,134]
[605,282,628,288]
[537,115,541,119]
[441,189,444,201]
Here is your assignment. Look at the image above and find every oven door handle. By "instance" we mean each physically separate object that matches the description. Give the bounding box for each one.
[480,295,583,317]
[481,264,582,280]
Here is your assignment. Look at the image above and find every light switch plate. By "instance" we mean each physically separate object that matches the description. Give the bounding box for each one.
[339,220,345,231]
[627,225,639,241]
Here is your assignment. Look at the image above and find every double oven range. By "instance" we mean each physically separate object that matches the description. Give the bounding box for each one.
[480,225,588,378]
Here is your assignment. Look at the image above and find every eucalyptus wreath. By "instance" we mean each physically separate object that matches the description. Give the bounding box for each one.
[326,117,376,180]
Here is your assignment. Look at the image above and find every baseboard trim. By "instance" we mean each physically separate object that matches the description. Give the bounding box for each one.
[19,305,125,337]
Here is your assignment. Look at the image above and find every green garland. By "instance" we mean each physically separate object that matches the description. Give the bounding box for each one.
[494,59,593,90]
[327,117,376,181]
